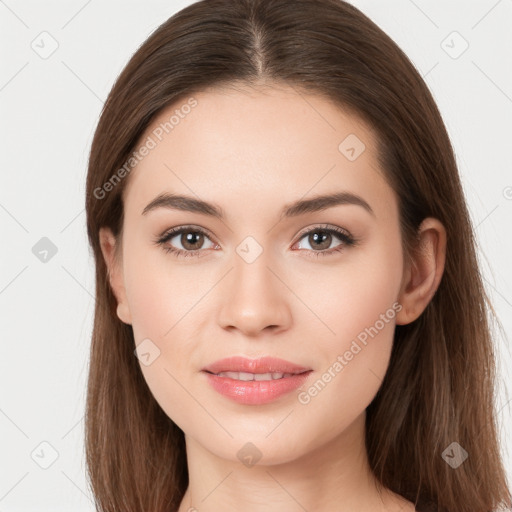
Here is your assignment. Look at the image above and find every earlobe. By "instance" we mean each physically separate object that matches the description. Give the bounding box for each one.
[98,227,132,325]
[395,218,447,325]
[116,303,132,325]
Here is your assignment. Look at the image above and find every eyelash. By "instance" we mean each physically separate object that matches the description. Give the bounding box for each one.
[155,224,358,259]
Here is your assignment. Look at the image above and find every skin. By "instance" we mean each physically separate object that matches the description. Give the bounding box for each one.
[100,82,446,512]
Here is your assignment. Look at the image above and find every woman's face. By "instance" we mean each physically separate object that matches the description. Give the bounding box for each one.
[108,84,406,464]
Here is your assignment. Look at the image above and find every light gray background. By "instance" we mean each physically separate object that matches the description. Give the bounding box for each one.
[1,0,511,510]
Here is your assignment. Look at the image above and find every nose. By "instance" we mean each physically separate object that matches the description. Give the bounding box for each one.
[217,250,292,337]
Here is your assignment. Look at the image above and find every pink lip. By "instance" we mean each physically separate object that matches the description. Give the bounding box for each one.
[202,356,312,405]
[202,356,311,374]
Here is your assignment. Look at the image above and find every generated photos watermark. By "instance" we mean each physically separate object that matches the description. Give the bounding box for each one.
[297,301,403,405]
[93,97,198,200]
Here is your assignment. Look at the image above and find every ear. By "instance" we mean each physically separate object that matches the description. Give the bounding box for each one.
[99,227,132,325]
[395,218,447,325]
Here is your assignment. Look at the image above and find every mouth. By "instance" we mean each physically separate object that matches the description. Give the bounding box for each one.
[202,355,311,375]
[204,370,305,380]
[201,356,312,405]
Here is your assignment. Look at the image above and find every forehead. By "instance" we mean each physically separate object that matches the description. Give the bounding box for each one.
[122,84,395,222]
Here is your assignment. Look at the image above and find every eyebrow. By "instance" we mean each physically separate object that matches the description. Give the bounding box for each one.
[141,191,375,219]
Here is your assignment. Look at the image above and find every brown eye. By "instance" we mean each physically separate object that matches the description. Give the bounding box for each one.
[307,230,333,251]
[156,226,217,258]
[295,226,355,255]
[180,230,205,250]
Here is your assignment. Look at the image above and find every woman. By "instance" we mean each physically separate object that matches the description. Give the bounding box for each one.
[84,0,511,510]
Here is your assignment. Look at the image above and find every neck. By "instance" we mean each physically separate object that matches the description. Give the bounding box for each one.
[177,412,410,512]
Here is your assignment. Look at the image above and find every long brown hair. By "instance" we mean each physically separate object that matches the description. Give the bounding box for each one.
[84,0,511,510]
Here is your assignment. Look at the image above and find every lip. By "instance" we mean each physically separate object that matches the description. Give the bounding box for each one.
[202,356,312,405]
[202,356,311,375]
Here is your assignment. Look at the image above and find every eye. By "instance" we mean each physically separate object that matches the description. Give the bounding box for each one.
[155,223,358,259]
[155,226,218,258]
[292,224,357,257]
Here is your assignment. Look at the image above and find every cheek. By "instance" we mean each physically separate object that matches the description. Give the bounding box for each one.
[122,251,203,429]
[294,229,403,351]
[121,242,214,416]
[123,240,201,346]
[293,235,402,417]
